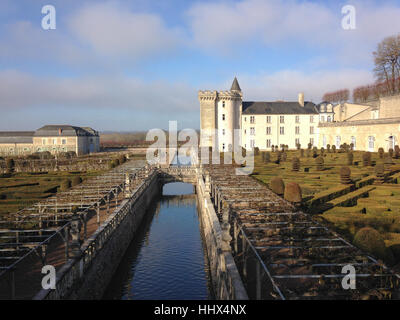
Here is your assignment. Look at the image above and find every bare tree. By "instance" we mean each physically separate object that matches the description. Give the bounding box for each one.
[373,34,400,94]
[323,89,349,104]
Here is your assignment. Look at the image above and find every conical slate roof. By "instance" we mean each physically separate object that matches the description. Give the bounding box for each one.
[230,77,241,91]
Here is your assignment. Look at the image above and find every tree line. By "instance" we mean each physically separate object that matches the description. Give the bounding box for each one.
[323,33,400,104]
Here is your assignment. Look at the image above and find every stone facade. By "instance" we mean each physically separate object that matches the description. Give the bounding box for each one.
[0,125,100,156]
[318,95,400,151]
[199,78,318,151]
[198,78,242,151]
[200,79,400,152]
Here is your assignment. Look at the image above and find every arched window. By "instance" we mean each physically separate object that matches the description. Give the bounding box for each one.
[336,136,341,148]
[368,136,375,152]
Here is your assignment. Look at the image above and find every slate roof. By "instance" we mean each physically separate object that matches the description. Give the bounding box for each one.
[34,125,98,137]
[230,77,241,91]
[242,101,318,115]
[0,131,34,144]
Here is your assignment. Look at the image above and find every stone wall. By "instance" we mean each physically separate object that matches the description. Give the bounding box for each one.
[34,171,160,300]
[318,118,400,151]
[195,172,248,300]
[380,94,400,119]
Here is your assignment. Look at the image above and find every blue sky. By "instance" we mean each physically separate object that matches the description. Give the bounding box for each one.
[1,0,400,131]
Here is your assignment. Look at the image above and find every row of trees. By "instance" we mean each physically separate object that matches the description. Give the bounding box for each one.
[322,89,350,104]
[323,33,400,104]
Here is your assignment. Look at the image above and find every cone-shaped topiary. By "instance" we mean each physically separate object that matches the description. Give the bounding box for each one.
[315,156,324,171]
[350,143,354,151]
[300,149,304,158]
[271,145,275,152]
[353,227,390,262]
[320,147,325,155]
[60,179,71,192]
[307,142,312,150]
[326,144,331,153]
[340,166,352,184]
[275,151,281,164]
[332,145,336,153]
[71,176,82,187]
[389,148,394,158]
[347,152,354,165]
[284,182,302,204]
[312,147,318,158]
[6,158,14,171]
[395,145,400,159]
[374,163,385,184]
[281,152,287,162]
[270,177,285,196]
[254,147,260,156]
[378,147,384,159]
[362,152,371,166]
[384,155,393,171]
[292,157,300,171]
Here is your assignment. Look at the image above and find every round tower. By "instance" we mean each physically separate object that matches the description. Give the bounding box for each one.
[198,77,242,152]
[217,77,242,152]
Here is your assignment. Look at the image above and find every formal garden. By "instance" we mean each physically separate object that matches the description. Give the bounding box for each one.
[249,144,400,267]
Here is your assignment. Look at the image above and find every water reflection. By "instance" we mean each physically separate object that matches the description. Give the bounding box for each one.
[103,182,213,300]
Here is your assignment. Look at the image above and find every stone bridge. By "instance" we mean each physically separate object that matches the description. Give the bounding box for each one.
[157,166,198,184]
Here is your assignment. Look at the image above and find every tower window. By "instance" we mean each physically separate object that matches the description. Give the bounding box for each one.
[222,129,225,136]
[266,116,271,123]
[222,101,225,108]
[266,127,271,135]
[250,127,255,135]
[250,116,255,124]
[280,116,285,123]
[310,116,314,123]
[222,114,225,121]
[310,126,314,134]
[295,116,300,123]
[280,127,285,135]
[266,139,271,148]
[295,126,300,134]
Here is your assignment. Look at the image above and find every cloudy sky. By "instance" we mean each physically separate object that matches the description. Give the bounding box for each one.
[1,0,400,131]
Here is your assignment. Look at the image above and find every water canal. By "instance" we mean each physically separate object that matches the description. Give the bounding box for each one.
[102,182,214,300]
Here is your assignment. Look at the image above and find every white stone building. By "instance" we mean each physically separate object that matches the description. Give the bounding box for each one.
[199,78,318,151]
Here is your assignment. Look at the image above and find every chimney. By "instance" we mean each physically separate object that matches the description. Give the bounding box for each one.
[298,92,304,107]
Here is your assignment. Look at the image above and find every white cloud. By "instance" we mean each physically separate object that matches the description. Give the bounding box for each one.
[68,2,184,59]
[186,0,400,64]
[236,69,374,102]
[0,70,197,112]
